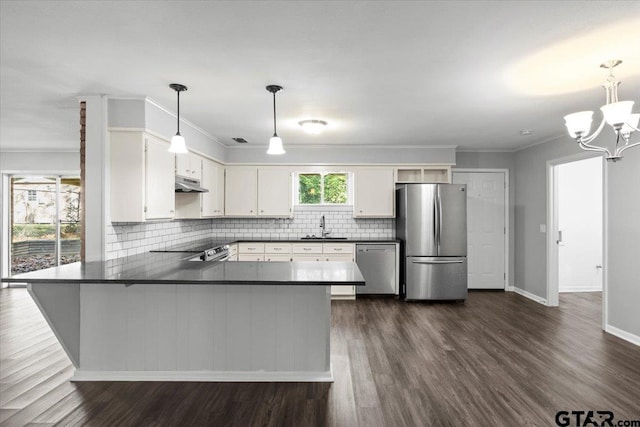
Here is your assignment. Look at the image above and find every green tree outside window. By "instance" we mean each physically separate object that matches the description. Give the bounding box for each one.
[298,173,348,204]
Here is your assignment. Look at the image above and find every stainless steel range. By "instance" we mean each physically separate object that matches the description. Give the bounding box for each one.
[150,240,230,262]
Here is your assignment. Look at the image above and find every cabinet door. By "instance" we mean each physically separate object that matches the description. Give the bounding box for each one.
[354,168,395,218]
[201,158,223,217]
[215,165,225,215]
[225,168,257,216]
[145,136,175,220]
[258,169,292,217]
[326,254,356,296]
[175,152,202,180]
[189,153,202,181]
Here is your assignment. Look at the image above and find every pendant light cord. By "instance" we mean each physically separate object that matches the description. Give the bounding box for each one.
[272,92,278,137]
[176,90,181,135]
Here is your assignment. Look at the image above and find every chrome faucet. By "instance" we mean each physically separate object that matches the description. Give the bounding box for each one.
[320,215,331,238]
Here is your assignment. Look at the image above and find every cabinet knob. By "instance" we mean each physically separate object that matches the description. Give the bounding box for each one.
[261,210,264,213]
[250,210,253,213]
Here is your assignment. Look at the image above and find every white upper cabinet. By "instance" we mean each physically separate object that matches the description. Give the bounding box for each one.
[145,137,176,219]
[224,167,257,216]
[175,152,203,181]
[110,131,175,222]
[258,168,293,217]
[353,168,395,218]
[395,165,452,183]
[201,158,224,217]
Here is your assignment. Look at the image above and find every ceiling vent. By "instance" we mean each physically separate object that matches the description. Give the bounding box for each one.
[232,137,248,144]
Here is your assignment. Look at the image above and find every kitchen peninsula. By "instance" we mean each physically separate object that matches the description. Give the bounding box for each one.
[3,251,365,382]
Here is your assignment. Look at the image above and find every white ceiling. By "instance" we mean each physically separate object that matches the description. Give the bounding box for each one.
[1,1,639,152]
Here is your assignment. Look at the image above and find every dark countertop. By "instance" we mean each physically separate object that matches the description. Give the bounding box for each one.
[2,250,365,286]
[233,238,401,244]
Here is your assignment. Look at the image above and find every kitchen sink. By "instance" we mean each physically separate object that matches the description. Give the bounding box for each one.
[300,236,348,240]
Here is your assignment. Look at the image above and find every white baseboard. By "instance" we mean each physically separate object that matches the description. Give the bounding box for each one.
[512,287,547,305]
[559,287,602,293]
[605,324,640,347]
[72,368,334,382]
[505,286,515,292]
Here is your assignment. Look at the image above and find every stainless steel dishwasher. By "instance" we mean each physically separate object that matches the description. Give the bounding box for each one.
[355,244,398,295]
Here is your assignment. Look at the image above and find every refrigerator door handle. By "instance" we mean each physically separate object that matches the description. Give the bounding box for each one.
[411,259,464,264]
[436,188,442,251]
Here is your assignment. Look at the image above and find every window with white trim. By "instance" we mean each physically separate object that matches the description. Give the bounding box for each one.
[296,172,351,205]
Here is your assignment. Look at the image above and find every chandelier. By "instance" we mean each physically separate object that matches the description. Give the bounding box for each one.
[563,60,639,162]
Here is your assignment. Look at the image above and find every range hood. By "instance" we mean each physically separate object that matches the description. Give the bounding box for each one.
[175,176,209,193]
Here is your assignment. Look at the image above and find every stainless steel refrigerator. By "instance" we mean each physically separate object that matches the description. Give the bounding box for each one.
[396,184,468,300]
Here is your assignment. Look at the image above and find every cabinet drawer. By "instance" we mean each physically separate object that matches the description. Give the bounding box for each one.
[239,243,265,253]
[292,243,323,254]
[325,254,354,262]
[323,243,354,254]
[238,254,265,262]
[265,243,292,254]
[292,254,323,262]
[265,254,292,262]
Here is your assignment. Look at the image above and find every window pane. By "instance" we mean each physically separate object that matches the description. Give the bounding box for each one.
[323,173,347,204]
[299,173,321,204]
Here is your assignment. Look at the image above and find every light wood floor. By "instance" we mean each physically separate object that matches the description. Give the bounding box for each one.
[1,288,639,426]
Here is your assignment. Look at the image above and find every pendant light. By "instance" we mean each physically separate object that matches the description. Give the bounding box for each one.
[168,83,188,153]
[266,85,285,155]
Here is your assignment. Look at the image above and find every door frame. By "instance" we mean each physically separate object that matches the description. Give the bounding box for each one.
[545,153,606,325]
[452,168,510,290]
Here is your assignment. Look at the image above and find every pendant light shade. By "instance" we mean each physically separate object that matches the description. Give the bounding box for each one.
[168,83,189,153]
[169,134,187,153]
[266,85,285,155]
[267,136,285,155]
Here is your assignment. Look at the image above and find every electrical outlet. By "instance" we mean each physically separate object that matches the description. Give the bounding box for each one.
[539,224,546,233]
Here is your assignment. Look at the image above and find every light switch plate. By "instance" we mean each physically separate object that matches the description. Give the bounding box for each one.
[539,224,546,233]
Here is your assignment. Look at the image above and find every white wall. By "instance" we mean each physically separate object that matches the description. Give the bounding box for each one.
[514,139,584,299]
[557,157,602,292]
[226,145,456,165]
[606,147,640,340]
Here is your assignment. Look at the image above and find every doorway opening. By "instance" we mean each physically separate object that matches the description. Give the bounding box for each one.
[547,155,604,312]
[9,175,81,277]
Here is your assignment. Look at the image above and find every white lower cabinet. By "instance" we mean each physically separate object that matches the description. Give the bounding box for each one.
[233,241,356,299]
[324,244,356,298]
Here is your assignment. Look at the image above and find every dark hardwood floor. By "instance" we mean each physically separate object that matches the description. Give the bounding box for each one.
[1,288,639,427]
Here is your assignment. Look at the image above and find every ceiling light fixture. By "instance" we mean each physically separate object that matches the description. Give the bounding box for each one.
[563,60,639,162]
[168,83,188,154]
[266,85,285,155]
[299,119,328,135]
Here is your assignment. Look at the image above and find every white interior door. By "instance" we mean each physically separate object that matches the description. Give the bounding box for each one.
[452,172,506,289]
[557,157,603,292]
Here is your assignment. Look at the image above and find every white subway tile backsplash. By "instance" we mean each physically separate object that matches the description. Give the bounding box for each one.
[106,206,394,260]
